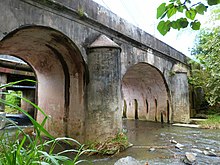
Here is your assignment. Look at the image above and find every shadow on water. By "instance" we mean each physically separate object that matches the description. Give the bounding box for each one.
[83,119,220,165]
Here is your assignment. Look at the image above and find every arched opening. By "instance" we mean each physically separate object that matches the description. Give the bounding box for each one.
[0,55,36,122]
[0,26,87,140]
[122,62,170,122]
[122,100,127,118]
[167,100,170,123]
[155,99,158,122]
[134,99,138,119]
[146,99,149,114]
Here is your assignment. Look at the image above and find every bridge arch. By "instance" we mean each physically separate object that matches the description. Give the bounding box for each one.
[0,25,87,140]
[122,62,171,123]
[0,54,36,118]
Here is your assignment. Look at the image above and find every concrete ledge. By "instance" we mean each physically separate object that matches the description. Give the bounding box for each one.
[190,118,207,123]
[172,123,201,128]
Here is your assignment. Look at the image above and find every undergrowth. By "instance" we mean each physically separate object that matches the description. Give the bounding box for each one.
[199,114,220,129]
[0,80,93,165]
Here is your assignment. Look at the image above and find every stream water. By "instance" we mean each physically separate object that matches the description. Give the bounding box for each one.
[84,119,220,165]
[1,119,220,164]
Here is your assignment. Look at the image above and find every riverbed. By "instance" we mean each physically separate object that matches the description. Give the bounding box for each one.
[84,119,220,165]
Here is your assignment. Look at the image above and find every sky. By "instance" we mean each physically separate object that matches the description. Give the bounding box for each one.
[92,0,210,57]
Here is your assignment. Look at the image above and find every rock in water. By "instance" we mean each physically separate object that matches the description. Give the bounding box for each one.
[175,143,184,150]
[191,148,203,154]
[149,148,155,152]
[183,152,196,164]
[170,139,178,144]
[114,156,141,165]
[203,150,217,157]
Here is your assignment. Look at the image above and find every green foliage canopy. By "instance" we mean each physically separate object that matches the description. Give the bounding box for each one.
[157,0,220,35]
[189,27,220,106]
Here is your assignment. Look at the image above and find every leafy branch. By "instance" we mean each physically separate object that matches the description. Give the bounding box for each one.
[157,0,220,35]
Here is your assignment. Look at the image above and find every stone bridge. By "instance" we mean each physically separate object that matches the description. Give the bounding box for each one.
[0,0,191,142]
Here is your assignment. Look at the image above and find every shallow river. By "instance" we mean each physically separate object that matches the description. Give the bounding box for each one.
[84,119,220,165]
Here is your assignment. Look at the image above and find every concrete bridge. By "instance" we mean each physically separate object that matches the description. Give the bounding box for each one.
[0,0,191,142]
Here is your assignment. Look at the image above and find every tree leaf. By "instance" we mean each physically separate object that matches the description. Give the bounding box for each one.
[171,21,178,29]
[195,4,207,15]
[171,20,182,30]
[179,18,189,28]
[157,3,167,19]
[157,21,166,35]
[167,6,177,18]
[157,20,171,36]
[208,0,220,5]
[186,9,197,20]
[178,6,185,13]
[191,20,201,30]
[176,0,182,5]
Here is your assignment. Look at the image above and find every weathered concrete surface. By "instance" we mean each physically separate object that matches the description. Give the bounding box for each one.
[171,63,190,123]
[0,0,191,142]
[0,26,86,140]
[86,35,122,141]
[122,63,170,123]
[171,72,190,123]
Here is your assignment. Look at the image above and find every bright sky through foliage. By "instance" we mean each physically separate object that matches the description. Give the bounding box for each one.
[93,0,211,57]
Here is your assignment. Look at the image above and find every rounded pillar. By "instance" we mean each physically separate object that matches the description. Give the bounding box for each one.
[86,35,122,142]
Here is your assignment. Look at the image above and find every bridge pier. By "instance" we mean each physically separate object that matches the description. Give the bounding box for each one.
[86,35,122,142]
[171,64,190,123]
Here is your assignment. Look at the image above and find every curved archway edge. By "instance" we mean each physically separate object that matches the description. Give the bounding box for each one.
[122,62,171,123]
[0,25,87,141]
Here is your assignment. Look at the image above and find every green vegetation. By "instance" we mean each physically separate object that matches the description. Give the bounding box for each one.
[157,0,220,35]
[189,27,220,106]
[194,106,220,129]
[187,6,220,128]
[0,80,93,165]
[198,115,220,129]
[77,6,85,17]
[0,80,129,164]
[85,132,131,155]
[0,132,92,165]
[5,90,21,114]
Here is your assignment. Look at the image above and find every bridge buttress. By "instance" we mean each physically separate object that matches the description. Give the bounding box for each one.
[86,35,122,142]
[171,64,190,123]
